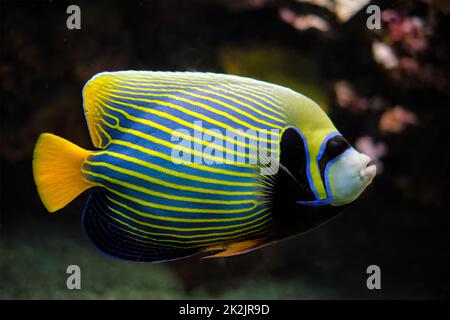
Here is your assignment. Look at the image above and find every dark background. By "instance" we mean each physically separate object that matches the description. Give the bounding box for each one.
[1,0,449,299]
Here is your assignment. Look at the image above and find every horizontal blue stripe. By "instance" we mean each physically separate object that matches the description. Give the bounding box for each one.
[107,93,280,133]
[105,98,264,144]
[83,159,254,201]
[194,86,286,121]
[111,79,285,116]
[104,195,271,231]
[107,137,257,182]
[99,195,272,239]
[83,165,258,208]
[115,86,286,127]
[99,190,265,220]
[88,144,258,188]
[100,104,261,162]
[83,171,256,211]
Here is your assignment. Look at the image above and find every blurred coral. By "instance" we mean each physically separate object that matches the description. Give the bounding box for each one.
[333,81,368,112]
[372,41,399,69]
[379,106,418,134]
[382,10,429,54]
[372,8,449,93]
[296,0,370,22]
[279,8,330,32]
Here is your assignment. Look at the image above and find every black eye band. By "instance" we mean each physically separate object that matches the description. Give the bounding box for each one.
[318,136,351,182]
[277,127,317,201]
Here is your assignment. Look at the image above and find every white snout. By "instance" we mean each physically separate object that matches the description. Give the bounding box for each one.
[358,153,377,183]
[328,148,376,206]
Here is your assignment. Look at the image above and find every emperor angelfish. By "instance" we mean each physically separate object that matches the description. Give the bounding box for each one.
[32,71,376,262]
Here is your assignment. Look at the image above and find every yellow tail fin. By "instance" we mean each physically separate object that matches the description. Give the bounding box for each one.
[32,133,93,213]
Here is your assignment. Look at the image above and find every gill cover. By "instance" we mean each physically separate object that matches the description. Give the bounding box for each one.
[280,91,339,203]
[279,127,339,206]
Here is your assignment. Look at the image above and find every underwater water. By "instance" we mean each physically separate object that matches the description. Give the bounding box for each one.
[1,0,449,299]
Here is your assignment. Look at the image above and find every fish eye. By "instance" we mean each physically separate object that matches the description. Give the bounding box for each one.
[318,135,351,186]
[325,136,350,160]
[326,137,350,160]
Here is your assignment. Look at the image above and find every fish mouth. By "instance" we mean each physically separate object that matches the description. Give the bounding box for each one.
[359,156,377,183]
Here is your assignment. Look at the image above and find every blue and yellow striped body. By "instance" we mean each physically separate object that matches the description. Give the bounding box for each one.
[33,71,373,262]
[80,71,293,261]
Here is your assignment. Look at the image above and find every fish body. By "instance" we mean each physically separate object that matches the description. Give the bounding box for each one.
[33,71,376,262]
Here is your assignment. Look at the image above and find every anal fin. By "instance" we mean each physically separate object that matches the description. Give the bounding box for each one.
[82,190,201,263]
